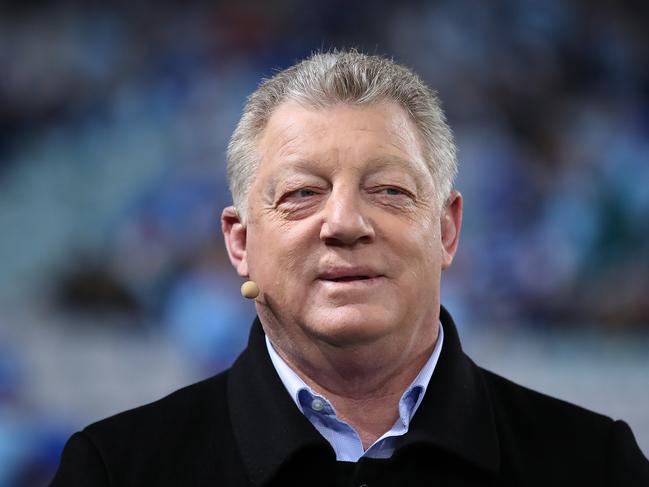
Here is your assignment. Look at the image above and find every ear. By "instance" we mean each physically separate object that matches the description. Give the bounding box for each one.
[221,206,249,277]
[440,190,463,270]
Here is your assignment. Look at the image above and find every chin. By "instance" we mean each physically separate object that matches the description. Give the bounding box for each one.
[304,305,396,347]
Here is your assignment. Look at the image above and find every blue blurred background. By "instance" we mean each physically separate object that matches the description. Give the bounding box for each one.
[1,1,648,484]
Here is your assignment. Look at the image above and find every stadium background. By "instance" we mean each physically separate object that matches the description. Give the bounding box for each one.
[0,1,647,484]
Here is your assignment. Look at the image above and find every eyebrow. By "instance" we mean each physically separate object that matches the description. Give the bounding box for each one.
[362,156,432,196]
[264,155,428,200]
[266,159,318,186]
[275,155,424,175]
[265,154,427,194]
[262,160,319,202]
[363,155,426,175]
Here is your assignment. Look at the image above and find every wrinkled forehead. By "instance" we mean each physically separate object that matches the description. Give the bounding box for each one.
[255,100,431,179]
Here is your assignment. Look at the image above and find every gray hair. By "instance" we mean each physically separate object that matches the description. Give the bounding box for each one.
[227,50,457,222]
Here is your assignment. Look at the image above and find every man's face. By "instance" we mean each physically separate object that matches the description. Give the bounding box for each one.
[223,101,461,352]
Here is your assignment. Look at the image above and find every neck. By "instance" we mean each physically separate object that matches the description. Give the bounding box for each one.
[268,320,439,449]
[309,342,436,449]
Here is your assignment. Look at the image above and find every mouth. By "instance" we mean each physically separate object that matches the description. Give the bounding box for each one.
[327,276,372,282]
[317,267,383,283]
[324,275,374,283]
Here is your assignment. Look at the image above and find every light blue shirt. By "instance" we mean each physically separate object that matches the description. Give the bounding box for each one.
[265,323,444,462]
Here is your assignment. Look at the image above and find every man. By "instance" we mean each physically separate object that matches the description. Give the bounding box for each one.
[52,50,649,486]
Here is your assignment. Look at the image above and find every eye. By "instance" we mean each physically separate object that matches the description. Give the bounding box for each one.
[375,186,411,197]
[290,188,317,198]
[382,187,404,196]
[279,187,322,205]
[369,185,416,207]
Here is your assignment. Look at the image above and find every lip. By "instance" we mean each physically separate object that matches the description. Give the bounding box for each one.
[317,266,383,282]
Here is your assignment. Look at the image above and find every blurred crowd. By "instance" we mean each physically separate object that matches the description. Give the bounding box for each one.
[0,1,647,484]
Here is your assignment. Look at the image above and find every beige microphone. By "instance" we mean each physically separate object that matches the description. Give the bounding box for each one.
[240,280,260,299]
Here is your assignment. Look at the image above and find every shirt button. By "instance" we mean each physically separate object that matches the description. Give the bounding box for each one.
[311,398,325,411]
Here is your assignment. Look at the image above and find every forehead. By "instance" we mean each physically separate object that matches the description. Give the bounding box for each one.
[256,101,430,177]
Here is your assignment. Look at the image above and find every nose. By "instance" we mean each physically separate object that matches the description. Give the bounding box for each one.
[319,186,375,246]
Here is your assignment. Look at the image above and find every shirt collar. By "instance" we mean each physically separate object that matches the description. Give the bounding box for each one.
[265,323,444,429]
[227,308,500,486]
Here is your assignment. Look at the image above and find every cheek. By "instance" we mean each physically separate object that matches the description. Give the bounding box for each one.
[247,222,316,287]
[390,224,441,280]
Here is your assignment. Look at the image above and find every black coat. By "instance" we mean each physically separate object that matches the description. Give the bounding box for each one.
[51,307,649,486]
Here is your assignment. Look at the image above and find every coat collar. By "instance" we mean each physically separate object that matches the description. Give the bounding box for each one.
[227,319,334,486]
[227,307,500,485]
[394,306,500,471]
